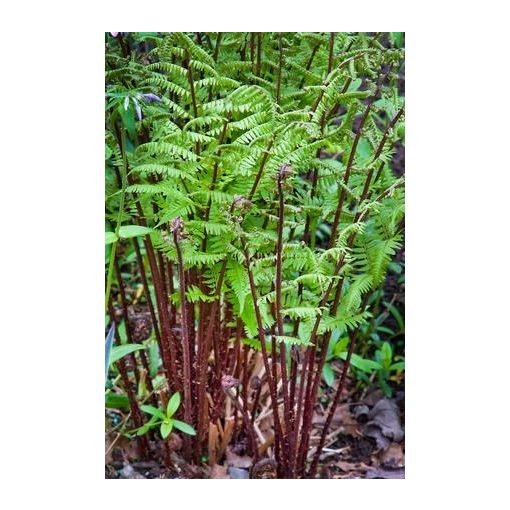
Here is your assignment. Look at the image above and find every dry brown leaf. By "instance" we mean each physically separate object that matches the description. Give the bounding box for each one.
[210,463,230,479]
[313,404,360,438]
[335,460,370,473]
[342,414,361,437]
[333,460,371,479]
[105,432,141,463]
[366,467,405,479]
[379,442,405,468]
[105,433,118,464]
[313,404,350,426]
[364,398,404,448]
[256,432,274,456]
[363,388,385,406]
[258,414,274,433]
[333,472,366,479]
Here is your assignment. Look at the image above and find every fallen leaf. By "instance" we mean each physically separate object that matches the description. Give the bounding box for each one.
[210,463,230,479]
[363,388,385,406]
[258,414,274,433]
[379,442,405,468]
[313,404,360,437]
[335,460,370,473]
[342,414,361,437]
[313,404,350,426]
[363,398,404,449]
[353,404,370,423]
[366,467,405,479]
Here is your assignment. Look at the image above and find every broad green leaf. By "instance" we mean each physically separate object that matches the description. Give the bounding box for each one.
[110,344,146,365]
[160,419,174,438]
[333,337,349,358]
[166,392,181,418]
[105,392,129,410]
[136,415,159,435]
[118,225,153,239]
[172,420,197,436]
[390,361,405,371]
[338,352,382,373]
[105,232,118,245]
[136,425,150,436]
[388,261,402,274]
[381,342,393,369]
[148,339,160,377]
[380,377,393,397]
[119,104,136,139]
[322,364,335,387]
[376,326,396,336]
[141,405,166,421]
[117,320,127,344]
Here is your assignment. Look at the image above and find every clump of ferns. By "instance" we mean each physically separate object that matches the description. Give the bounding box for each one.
[105,31,404,478]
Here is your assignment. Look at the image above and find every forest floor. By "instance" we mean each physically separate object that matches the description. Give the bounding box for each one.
[105,375,404,479]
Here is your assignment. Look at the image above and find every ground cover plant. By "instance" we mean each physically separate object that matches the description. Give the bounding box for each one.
[105,31,405,479]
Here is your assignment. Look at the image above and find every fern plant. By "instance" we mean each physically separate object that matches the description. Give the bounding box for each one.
[105,31,405,478]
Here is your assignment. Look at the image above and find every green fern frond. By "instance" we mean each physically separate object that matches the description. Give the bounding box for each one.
[137,141,198,161]
[275,336,313,347]
[185,285,216,303]
[130,164,191,181]
[283,307,322,320]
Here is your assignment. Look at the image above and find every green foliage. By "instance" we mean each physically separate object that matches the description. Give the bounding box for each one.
[109,343,146,365]
[105,32,404,475]
[324,326,404,396]
[137,392,197,439]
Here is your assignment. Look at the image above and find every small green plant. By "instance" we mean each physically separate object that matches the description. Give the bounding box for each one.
[324,333,404,397]
[137,392,197,439]
[372,341,404,396]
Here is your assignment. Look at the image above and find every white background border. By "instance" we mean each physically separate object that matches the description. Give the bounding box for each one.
[1,2,509,508]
